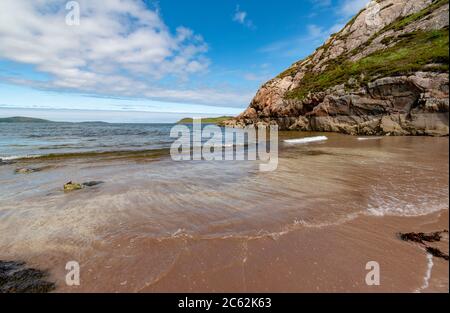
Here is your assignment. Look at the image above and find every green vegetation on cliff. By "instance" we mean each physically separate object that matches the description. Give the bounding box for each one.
[177,116,234,125]
[286,28,449,101]
[379,0,449,34]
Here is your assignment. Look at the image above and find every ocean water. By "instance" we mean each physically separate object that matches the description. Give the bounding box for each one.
[0,122,176,160]
[0,122,448,292]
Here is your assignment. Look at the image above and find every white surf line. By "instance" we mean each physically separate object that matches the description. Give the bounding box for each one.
[357,137,383,141]
[0,155,42,161]
[415,253,434,293]
[284,136,328,144]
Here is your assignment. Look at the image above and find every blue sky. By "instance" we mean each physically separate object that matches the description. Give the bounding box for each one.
[0,0,368,122]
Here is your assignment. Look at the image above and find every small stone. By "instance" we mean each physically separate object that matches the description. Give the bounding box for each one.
[64,181,83,191]
[82,181,104,187]
[15,168,37,174]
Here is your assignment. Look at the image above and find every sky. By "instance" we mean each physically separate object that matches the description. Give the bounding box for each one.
[0,0,369,122]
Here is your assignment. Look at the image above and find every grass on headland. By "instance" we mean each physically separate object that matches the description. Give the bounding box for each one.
[177,116,234,125]
[286,28,449,101]
[379,0,449,34]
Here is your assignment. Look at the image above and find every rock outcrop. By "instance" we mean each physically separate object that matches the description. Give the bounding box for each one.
[223,0,449,136]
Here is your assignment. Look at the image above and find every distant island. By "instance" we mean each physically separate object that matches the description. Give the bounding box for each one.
[0,116,52,123]
[177,116,234,125]
[0,116,236,125]
[0,117,113,124]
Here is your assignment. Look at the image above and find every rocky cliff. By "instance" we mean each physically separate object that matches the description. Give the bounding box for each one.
[223,0,449,136]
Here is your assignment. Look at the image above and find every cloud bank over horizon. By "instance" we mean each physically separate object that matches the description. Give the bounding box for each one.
[0,0,370,114]
[0,0,253,108]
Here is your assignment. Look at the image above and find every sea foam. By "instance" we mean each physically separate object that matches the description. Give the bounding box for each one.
[0,155,41,161]
[415,253,434,293]
[357,137,383,141]
[284,136,328,144]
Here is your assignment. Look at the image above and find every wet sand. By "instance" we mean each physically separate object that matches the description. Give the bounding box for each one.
[0,133,448,292]
[42,211,448,293]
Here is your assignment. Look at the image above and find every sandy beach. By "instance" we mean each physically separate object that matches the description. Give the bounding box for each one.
[1,132,448,292]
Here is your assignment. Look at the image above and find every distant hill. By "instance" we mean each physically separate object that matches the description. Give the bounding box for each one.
[177,116,234,125]
[79,121,110,124]
[0,116,53,123]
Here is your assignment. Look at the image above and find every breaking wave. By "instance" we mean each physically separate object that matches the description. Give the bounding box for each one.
[284,136,328,144]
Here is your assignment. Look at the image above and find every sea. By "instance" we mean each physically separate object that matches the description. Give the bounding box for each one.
[0,122,176,160]
[0,121,448,292]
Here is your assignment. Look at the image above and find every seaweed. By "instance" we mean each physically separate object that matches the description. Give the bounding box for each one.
[426,247,450,260]
[0,260,56,293]
[399,230,446,244]
[398,230,449,262]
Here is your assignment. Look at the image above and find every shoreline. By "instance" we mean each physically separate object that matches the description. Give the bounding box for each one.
[3,208,447,293]
[1,132,448,293]
[1,131,448,163]
[0,148,171,163]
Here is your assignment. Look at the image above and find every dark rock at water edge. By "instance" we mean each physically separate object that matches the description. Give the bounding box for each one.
[82,181,104,187]
[0,260,56,293]
[0,158,15,166]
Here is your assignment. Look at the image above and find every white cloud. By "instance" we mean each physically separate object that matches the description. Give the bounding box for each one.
[305,23,346,42]
[339,0,370,17]
[310,0,332,8]
[329,23,345,34]
[0,0,249,107]
[232,5,255,29]
[243,71,273,83]
[233,9,247,24]
[259,19,348,59]
[243,73,258,81]
[307,24,325,38]
[260,0,369,57]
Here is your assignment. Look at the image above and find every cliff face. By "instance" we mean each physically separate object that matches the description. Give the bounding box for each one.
[224,0,449,136]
